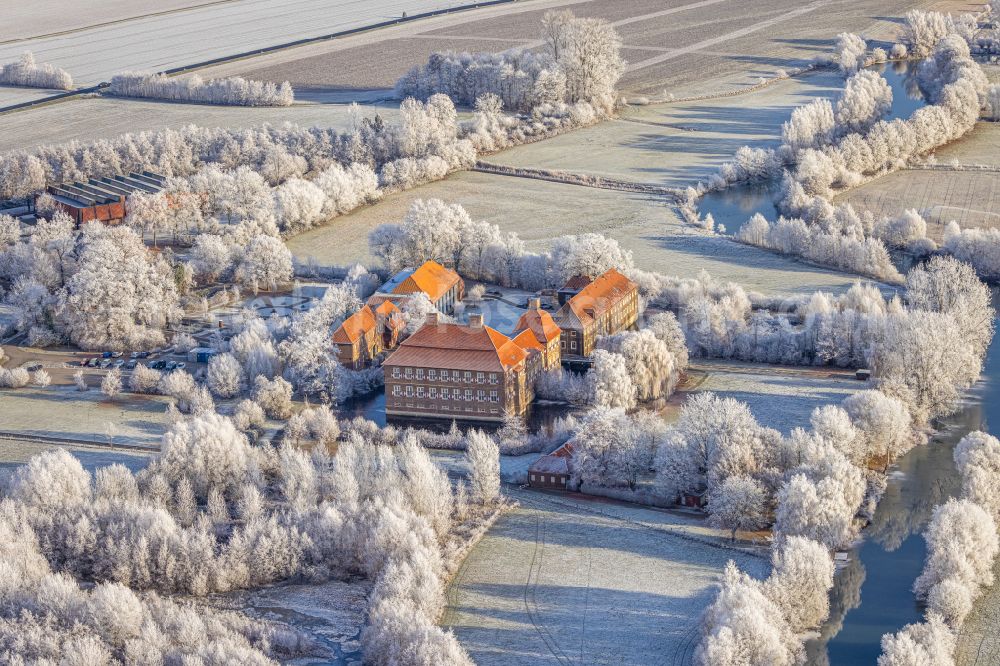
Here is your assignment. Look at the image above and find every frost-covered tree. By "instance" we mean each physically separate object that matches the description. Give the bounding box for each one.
[905,255,994,361]
[207,352,245,398]
[763,536,835,633]
[597,329,678,401]
[101,368,122,400]
[252,375,293,419]
[835,70,893,134]
[55,224,181,351]
[554,14,625,108]
[234,235,293,292]
[695,561,801,666]
[774,473,857,550]
[549,233,633,284]
[953,431,1000,522]
[842,390,912,471]
[586,349,637,410]
[0,51,73,90]
[708,475,769,541]
[466,429,500,506]
[108,71,294,106]
[878,613,956,666]
[656,392,774,497]
[835,33,868,75]
[913,498,999,627]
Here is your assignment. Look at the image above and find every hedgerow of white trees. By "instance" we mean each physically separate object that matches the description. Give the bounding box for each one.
[696,536,834,665]
[0,51,73,90]
[397,10,623,114]
[108,72,294,106]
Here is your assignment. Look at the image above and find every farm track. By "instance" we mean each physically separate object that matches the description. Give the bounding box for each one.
[473,161,685,199]
[0,430,158,452]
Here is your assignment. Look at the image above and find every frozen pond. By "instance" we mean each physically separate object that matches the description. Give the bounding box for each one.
[697,61,927,236]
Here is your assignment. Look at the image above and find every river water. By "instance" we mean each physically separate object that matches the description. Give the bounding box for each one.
[804,297,1000,664]
[697,62,926,235]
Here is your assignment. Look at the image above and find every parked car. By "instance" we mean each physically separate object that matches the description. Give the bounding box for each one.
[87,358,100,367]
[111,351,123,358]
[175,362,186,370]
[25,362,42,371]
[150,360,166,370]
[130,351,140,359]
[138,351,150,359]
[125,360,137,370]
[113,359,125,369]
[100,359,112,369]
[165,361,177,371]
[102,351,113,358]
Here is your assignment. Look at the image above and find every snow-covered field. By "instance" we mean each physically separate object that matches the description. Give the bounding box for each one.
[0,386,171,446]
[194,0,939,101]
[286,169,871,297]
[691,361,862,434]
[0,86,67,109]
[0,438,151,482]
[442,487,769,666]
[0,96,401,153]
[0,0,226,42]
[0,0,500,87]
[838,169,1000,238]
[933,121,1000,168]
[486,69,846,191]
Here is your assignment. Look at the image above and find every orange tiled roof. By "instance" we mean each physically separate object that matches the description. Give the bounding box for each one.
[513,328,544,352]
[392,260,462,303]
[384,321,526,372]
[561,274,592,291]
[515,308,561,344]
[367,293,412,309]
[555,268,636,326]
[332,306,377,345]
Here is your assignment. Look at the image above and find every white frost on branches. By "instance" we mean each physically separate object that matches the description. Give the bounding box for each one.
[108,71,294,106]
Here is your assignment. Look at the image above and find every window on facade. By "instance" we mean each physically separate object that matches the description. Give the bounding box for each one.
[465,389,472,401]
[405,385,413,397]
[464,371,472,383]
[476,372,485,383]
[404,368,413,379]
[489,373,498,384]
[429,387,437,398]
[392,386,401,396]
[429,369,437,380]
[416,368,424,380]
[441,388,449,400]
[392,368,401,378]
[417,386,425,398]
[440,369,448,380]
[477,390,485,401]
[570,341,577,350]
[490,391,499,402]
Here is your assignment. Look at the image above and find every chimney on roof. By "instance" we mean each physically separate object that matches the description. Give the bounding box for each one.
[529,297,541,309]
[469,313,484,329]
[426,312,438,326]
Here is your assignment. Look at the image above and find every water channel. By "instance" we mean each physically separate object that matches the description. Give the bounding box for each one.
[697,61,927,235]
[690,61,1000,662]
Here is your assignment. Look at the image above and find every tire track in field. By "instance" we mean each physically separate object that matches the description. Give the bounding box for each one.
[522,509,576,666]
